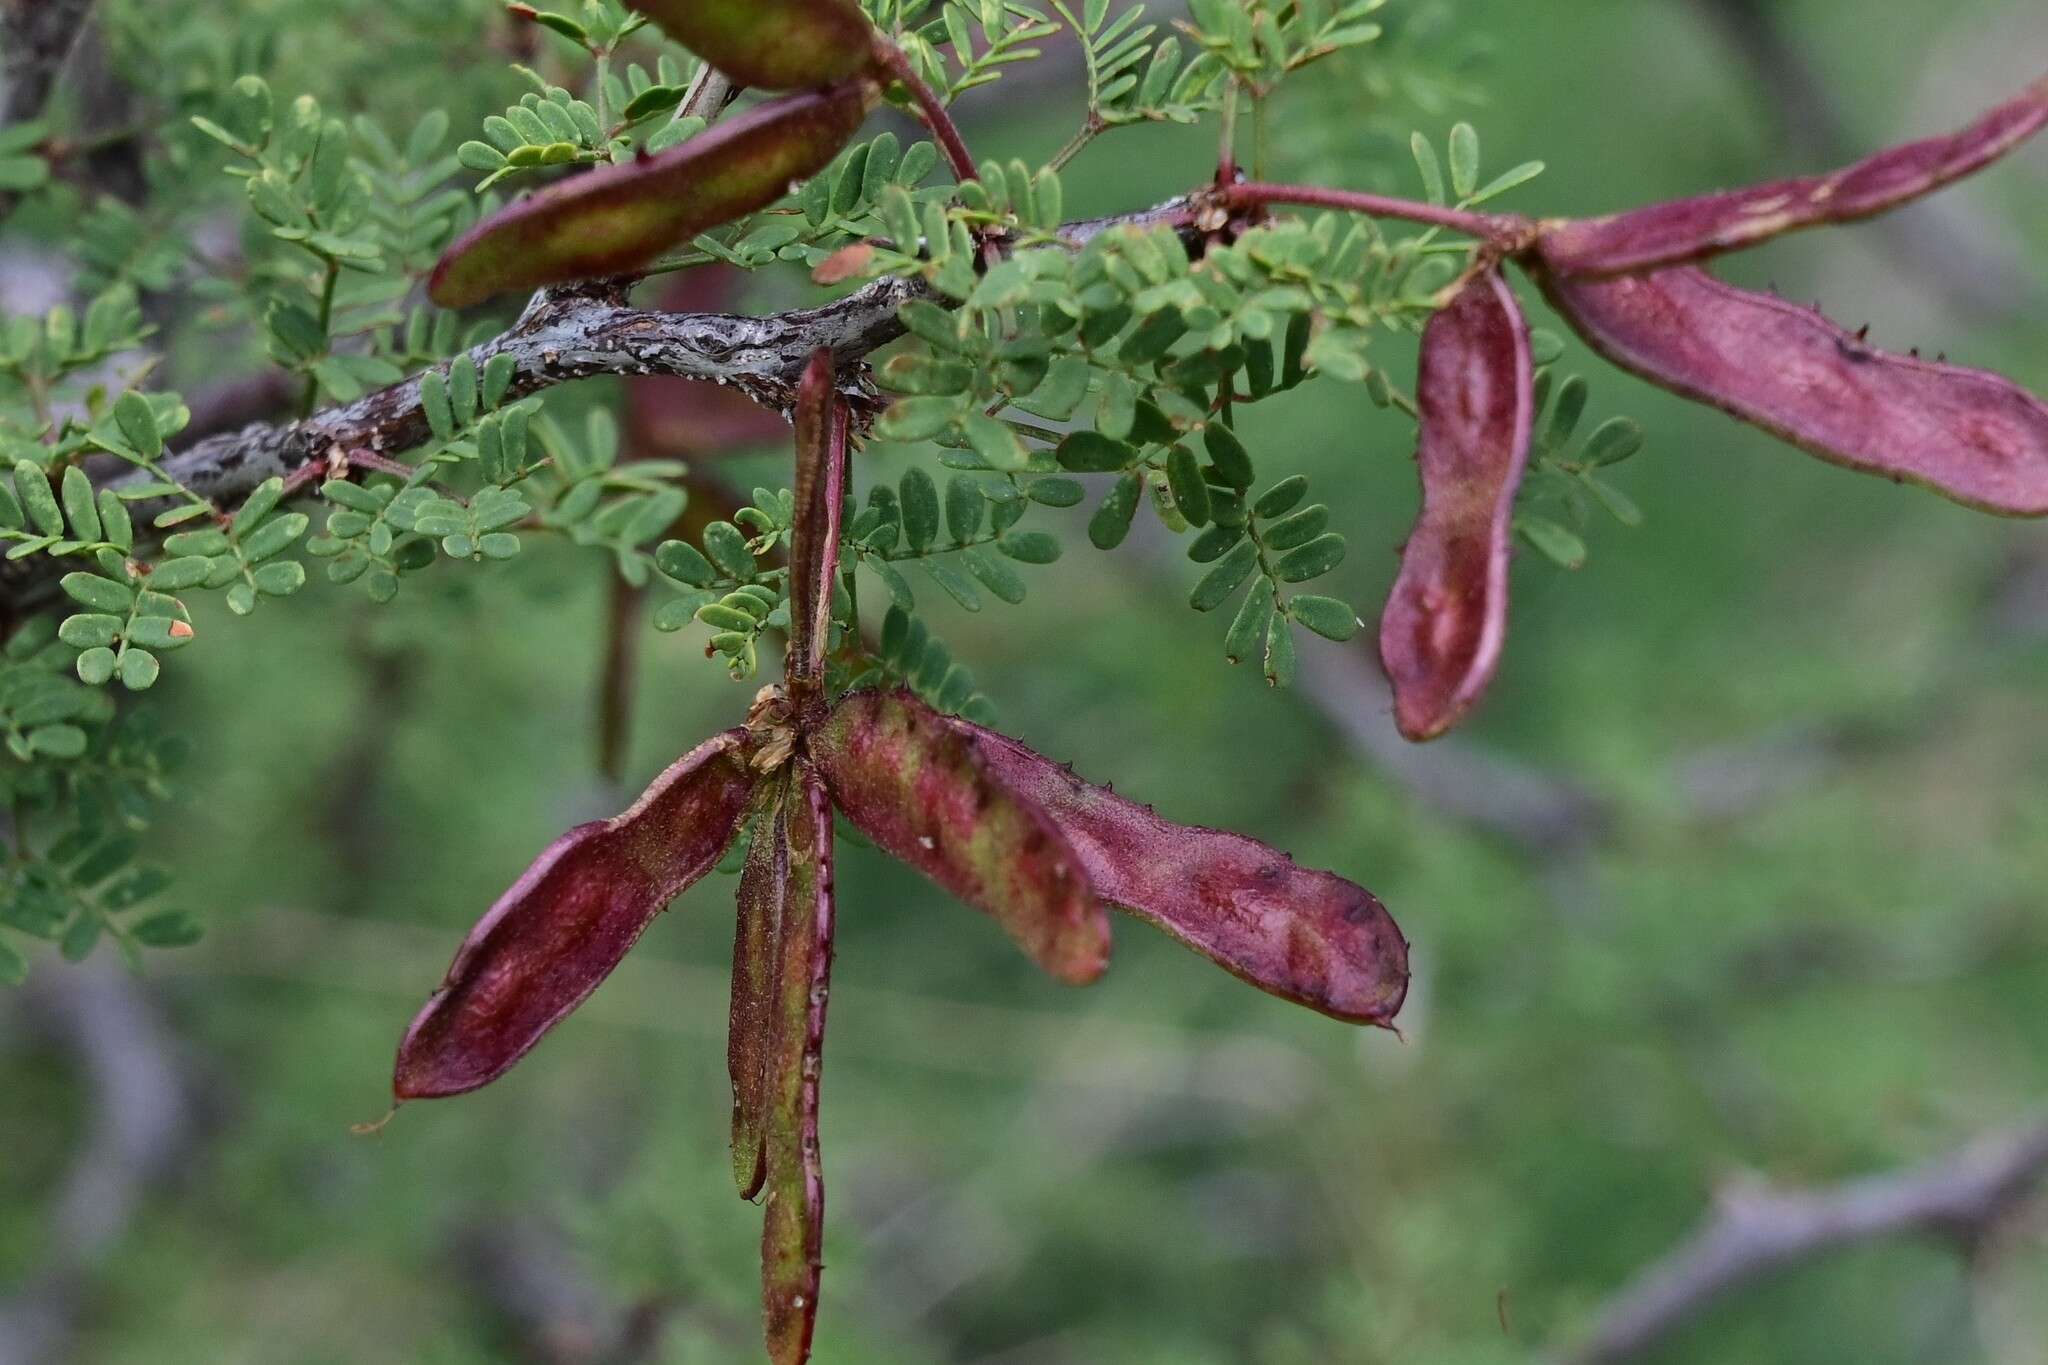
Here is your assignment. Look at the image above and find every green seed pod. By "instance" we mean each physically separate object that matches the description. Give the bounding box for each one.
[626,0,875,91]
[430,81,876,308]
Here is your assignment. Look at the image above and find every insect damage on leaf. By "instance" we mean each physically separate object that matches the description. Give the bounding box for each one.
[809,688,1110,985]
[626,0,877,92]
[429,81,875,308]
[1538,77,2048,276]
[393,729,759,1099]
[1536,265,2048,516]
[1379,270,1534,742]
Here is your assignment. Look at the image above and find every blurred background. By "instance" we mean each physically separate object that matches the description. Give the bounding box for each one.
[3,0,2046,1361]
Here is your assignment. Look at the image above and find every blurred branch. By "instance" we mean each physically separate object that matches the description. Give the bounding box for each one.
[1689,0,2044,324]
[451,1214,678,1365]
[1295,644,1609,855]
[1,0,93,128]
[0,0,95,222]
[1556,1117,2048,1365]
[0,960,199,1365]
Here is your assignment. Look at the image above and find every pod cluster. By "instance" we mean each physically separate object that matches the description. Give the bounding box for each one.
[1381,79,2048,741]
[395,351,1408,1365]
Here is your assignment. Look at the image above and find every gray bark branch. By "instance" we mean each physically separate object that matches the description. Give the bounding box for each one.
[0,0,95,222]
[1557,1117,2048,1365]
[140,196,1195,511]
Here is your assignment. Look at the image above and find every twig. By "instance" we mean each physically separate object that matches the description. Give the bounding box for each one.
[135,197,1193,512]
[871,40,978,183]
[1294,641,1609,856]
[0,960,199,1365]
[1555,1118,2048,1365]
[1225,181,1531,248]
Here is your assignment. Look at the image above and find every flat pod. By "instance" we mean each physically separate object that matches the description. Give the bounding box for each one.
[809,689,1110,985]
[429,81,874,308]
[759,763,835,1365]
[394,730,759,1099]
[971,727,1408,1026]
[1538,265,2048,516]
[627,0,875,91]
[787,348,847,690]
[1540,78,2048,276]
[728,781,787,1199]
[1379,270,1534,742]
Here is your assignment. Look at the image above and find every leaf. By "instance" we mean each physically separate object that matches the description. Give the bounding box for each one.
[393,730,761,1099]
[810,689,1108,984]
[1410,130,1445,205]
[61,467,101,542]
[1537,265,2048,515]
[113,391,164,459]
[1379,271,1533,741]
[430,83,875,308]
[758,764,836,1365]
[60,572,133,613]
[1057,431,1136,473]
[1447,122,1480,200]
[1088,472,1142,550]
[626,0,874,91]
[1189,538,1257,611]
[1540,79,2048,275]
[1288,594,1360,642]
[994,530,1058,564]
[1164,445,1210,526]
[898,466,940,553]
[971,726,1407,1025]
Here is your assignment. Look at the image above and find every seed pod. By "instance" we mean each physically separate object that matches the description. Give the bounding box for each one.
[759,763,835,1365]
[810,688,1109,984]
[1540,78,2047,276]
[787,349,846,690]
[430,81,875,308]
[627,0,875,91]
[1538,265,2048,515]
[971,723,1408,1026]
[728,782,786,1200]
[1379,270,1534,742]
[393,729,760,1099]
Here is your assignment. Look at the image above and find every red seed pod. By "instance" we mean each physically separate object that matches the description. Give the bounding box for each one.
[627,0,875,91]
[1539,265,2048,516]
[1540,78,2048,277]
[809,689,1110,985]
[1379,270,1534,743]
[393,730,760,1099]
[786,348,846,693]
[758,763,835,1365]
[429,81,874,309]
[972,725,1409,1027]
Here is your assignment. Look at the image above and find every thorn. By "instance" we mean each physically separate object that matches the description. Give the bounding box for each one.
[1936,352,1947,363]
[1909,347,1921,358]
[1856,324,1870,341]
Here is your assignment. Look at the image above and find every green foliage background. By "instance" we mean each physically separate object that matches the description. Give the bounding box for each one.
[4,0,2046,1361]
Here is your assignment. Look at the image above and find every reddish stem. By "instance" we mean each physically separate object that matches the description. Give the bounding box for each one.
[871,40,977,183]
[1226,181,1531,247]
